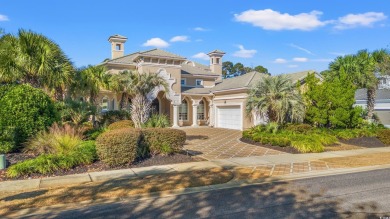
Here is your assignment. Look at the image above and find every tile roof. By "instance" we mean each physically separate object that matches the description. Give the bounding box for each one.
[212,71,268,92]
[284,70,320,83]
[208,49,225,54]
[108,34,127,39]
[355,88,390,100]
[139,49,186,59]
[181,87,212,94]
[181,63,217,76]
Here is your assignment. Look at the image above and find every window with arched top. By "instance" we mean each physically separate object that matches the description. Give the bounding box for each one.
[179,99,188,120]
[197,100,205,120]
[101,97,109,112]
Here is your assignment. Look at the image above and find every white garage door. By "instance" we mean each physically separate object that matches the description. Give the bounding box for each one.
[217,106,242,130]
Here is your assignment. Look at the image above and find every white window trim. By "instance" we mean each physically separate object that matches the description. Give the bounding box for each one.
[196,79,203,87]
[181,78,187,85]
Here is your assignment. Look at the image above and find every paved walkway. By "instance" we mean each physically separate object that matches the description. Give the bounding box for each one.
[2,147,390,194]
[183,127,284,160]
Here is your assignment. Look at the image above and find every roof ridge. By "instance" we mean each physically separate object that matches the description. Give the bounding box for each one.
[245,72,257,87]
[105,51,140,63]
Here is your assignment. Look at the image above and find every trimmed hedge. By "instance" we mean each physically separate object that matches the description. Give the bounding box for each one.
[142,128,186,155]
[0,84,59,152]
[96,128,187,166]
[107,120,134,130]
[96,128,141,166]
[7,141,97,178]
[377,129,390,145]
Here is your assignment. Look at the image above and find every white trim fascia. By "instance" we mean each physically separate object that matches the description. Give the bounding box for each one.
[213,87,248,93]
[213,95,247,100]
[204,85,215,88]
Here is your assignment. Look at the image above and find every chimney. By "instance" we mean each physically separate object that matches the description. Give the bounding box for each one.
[207,50,225,76]
[108,34,127,59]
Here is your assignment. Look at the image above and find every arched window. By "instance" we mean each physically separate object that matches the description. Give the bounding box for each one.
[179,99,188,120]
[151,98,160,115]
[101,97,109,112]
[197,100,205,120]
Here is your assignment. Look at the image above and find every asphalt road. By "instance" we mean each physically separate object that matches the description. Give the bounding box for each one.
[20,168,390,219]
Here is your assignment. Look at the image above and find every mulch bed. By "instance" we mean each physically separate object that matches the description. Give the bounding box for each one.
[0,151,205,182]
[339,137,388,148]
[241,136,389,154]
[240,138,301,154]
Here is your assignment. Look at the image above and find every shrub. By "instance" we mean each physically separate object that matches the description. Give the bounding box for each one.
[291,138,324,153]
[0,84,59,151]
[24,123,84,155]
[99,110,131,126]
[96,128,141,166]
[84,127,107,140]
[56,99,97,126]
[377,129,390,145]
[107,120,134,130]
[286,124,313,134]
[7,141,96,178]
[142,128,186,155]
[0,126,18,153]
[144,114,171,128]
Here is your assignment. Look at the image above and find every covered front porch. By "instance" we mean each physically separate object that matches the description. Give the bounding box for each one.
[171,94,214,128]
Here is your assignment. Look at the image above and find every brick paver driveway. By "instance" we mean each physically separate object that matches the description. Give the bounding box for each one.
[182,127,285,160]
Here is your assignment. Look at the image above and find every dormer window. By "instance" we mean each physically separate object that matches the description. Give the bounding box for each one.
[181,78,186,85]
[196,79,203,87]
[116,44,121,51]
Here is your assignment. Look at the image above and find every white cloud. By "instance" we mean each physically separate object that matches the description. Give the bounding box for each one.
[233,45,257,58]
[288,65,299,68]
[193,27,209,31]
[0,14,9,21]
[170,35,190,42]
[234,9,327,31]
[335,12,387,29]
[192,52,209,60]
[142,38,170,48]
[289,44,314,55]
[273,58,287,64]
[293,57,308,62]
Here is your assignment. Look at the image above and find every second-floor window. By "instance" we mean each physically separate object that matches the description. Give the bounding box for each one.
[181,78,186,85]
[196,79,203,86]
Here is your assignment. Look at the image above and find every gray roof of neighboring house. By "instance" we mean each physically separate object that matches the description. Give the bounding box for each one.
[355,88,390,100]
[212,71,268,92]
[181,87,212,94]
[284,70,320,83]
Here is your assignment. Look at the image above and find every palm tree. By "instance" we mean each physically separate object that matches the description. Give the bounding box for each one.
[117,70,168,128]
[109,70,132,109]
[70,65,110,126]
[0,29,74,100]
[329,49,389,120]
[246,75,305,124]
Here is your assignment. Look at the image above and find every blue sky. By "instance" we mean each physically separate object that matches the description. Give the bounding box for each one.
[1,0,389,74]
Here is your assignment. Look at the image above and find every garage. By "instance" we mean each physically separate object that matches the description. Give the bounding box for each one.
[216,105,242,130]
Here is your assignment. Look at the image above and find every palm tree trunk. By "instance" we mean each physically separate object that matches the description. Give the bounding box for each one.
[54,86,64,101]
[366,87,377,120]
[119,93,127,110]
[130,94,151,128]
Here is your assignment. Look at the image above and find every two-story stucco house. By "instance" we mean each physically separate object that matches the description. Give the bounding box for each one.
[98,34,317,130]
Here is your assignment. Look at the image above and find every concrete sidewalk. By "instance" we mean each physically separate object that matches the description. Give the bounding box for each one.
[1,147,390,193]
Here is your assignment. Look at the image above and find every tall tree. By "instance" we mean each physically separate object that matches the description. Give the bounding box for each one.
[246,75,305,124]
[222,61,233,77]
[0,29,74,100]
[254,65,269,75]
[233,62,245,76]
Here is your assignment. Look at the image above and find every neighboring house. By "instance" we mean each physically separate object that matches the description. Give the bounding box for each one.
[355,87,390,128]
[98,34,319,130]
